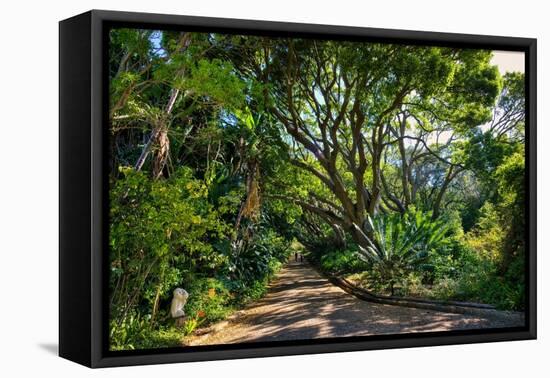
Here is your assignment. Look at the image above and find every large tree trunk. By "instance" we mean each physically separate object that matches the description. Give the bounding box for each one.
[261,40,410,257]
[330,223,347,248]
[397,114,412,208]
[233,160,261,240]
[152,126,170,179]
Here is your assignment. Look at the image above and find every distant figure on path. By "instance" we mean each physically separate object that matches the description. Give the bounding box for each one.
[294,252,298,262]
[300,254,304,263]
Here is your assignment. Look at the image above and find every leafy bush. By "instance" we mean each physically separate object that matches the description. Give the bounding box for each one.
[219,225,290,297]
[109,167,232,340]
[109,167,291,349]
[319,246,369,275]
[109,313,183,351]
[465,202,504,262]
[449,248,525,310]
[359,209,449,295]
[396,245,525,310]
[183,277,233,325]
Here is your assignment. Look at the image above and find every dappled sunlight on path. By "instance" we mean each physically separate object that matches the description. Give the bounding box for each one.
[187,262,524,346]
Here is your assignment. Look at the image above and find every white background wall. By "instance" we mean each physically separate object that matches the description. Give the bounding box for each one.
[0,0,546,376]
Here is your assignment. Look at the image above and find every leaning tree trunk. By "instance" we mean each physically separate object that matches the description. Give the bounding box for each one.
[432,166,461,219]
[134,88,179,175]
[330,223,347,248]
[133,33,191,177]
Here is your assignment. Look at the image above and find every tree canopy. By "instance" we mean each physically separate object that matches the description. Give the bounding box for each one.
[107,28,526,350]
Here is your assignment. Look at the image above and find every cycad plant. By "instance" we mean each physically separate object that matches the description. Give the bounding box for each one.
[359,210,449,295]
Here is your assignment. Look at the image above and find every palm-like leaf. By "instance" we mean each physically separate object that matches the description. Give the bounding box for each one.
[358,210,449,293]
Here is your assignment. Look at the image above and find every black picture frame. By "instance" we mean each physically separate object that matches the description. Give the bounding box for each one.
[59,9,537,368]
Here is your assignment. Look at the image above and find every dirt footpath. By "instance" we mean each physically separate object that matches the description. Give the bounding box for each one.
[186,262,524,346]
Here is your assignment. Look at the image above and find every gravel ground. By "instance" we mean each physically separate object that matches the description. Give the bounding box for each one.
[186,262,525,346]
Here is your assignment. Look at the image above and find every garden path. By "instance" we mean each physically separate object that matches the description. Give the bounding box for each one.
[185,261,523,346]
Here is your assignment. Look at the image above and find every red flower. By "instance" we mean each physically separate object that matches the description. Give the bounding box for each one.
[197,310,206,318]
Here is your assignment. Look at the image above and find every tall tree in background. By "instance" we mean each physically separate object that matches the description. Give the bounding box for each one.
[236,39,501,256]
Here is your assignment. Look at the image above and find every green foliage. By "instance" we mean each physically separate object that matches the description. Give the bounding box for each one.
[108,166,231,347]
[496,151,525,207]
[319,246,369,275]
[359,209,449,294]
[109,166,290,349]
[109,313,183,351]
[107,29,527,350]
[181,58,245,108]
[447,248,525,310]
[460,131,518,195]
[183,277,233,324]
[465,202,504,261]
[111,166,228,260]
[221,226,290,301]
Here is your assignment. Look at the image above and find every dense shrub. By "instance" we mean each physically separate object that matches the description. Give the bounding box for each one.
[183,277,233,324]
[359,209,449,295]
[308,206,524,310]
[109,166,291,350]
[319,247,369,275]
[384,242,525,310]
[109,313,183,351]
[447,248,525,310]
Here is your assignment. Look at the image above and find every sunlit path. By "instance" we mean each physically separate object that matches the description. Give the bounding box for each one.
[187,262,524,346]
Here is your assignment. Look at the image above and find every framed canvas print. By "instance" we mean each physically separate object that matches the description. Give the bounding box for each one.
[59,10,536,368]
